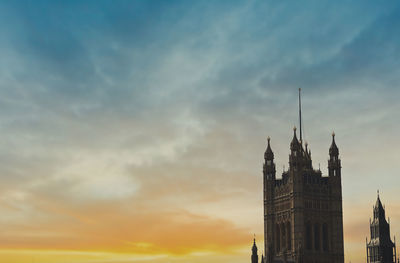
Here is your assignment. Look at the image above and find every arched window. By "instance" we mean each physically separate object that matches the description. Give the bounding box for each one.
[322,223,328,251]
[314,223,320,250]
[281,223,286,250]
[371,225,374,238]
[276,224,281,253]
[287,222,291,250]
[306,222,312,250]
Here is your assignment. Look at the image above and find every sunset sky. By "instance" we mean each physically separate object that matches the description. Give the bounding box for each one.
[0,1,400,263]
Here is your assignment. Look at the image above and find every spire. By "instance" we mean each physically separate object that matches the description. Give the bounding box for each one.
[252,234,257,251]
[374,191,385,220]
[329,132,339,157]
[264,136,274,160]
[251,237,259,263]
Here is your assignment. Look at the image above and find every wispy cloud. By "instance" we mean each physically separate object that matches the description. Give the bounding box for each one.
[0,1,399,262]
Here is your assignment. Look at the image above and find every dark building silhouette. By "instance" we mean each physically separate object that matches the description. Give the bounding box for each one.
[262,130,344,263]
[252,238,259,263]
[366,194,397,263]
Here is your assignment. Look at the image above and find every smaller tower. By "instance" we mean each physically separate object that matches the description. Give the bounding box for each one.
[366,193,396,263]
[328,132,341,177]
[264,137,276,180]
[327,132,344,261]
[252,238,259,263]
[264,137,276,261]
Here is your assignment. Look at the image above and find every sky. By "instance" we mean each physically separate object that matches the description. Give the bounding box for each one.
[0,1,400,263]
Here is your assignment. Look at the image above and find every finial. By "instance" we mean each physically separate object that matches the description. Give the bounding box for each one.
[305,141,308,146]
[377,189,380,198]
[293,126,297,132]
[267,136,270,143]
[332,131,335,137]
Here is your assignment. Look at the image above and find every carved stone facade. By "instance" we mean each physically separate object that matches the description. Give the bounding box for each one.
[263,129,344,263]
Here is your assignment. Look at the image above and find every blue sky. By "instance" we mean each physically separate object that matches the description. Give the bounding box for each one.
[0,1,400,263]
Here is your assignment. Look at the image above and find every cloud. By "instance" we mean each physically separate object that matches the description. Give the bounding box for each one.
[0,196,251,255]
[0,1,400,262]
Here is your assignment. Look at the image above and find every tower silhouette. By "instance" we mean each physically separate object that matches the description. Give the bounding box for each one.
[252,238,259,263]
[263,90,344,263]
[366,193,397,263]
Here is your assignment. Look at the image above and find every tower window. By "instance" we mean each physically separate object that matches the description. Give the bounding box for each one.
[281,224,286,250]
[306,222,312,250]
[322,223,328,251]
[314,223,320,250]
[371,226,374,238]
[276,224,281,253]
[287,222,291,251]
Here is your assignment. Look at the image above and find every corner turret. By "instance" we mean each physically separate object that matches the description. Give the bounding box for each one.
[264,137,276,180]
[328,132,341,177]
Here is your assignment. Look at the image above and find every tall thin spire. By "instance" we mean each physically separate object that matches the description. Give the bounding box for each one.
[298,88,303,144]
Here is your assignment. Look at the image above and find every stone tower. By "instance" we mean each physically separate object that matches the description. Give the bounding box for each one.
[366,193,397,263]
[263,130,344,263]
[263,90,344,263]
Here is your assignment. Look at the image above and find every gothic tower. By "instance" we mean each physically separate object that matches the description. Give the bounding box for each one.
[263,90,344,263]
[366,194,397,263]
[263,131,344,263]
